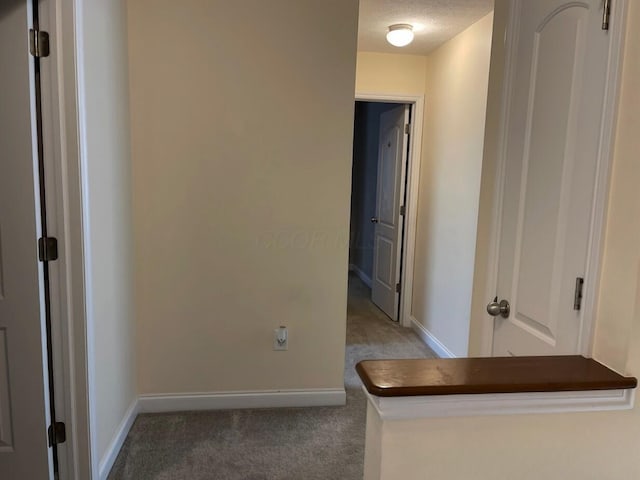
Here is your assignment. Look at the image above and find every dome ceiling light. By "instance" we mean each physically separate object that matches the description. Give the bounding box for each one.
[386,24,414,47]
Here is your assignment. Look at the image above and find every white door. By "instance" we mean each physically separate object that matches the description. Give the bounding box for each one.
[0,1,53,478]
[371,105,410,320]
[491,0,612,356]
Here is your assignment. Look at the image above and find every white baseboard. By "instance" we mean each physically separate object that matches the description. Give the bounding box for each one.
[138,388,347,414]
[98,398,139,480]
[349,263,372,288]
[410,317,457,359]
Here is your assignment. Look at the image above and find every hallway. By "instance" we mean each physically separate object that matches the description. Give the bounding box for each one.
[108,274,435,479]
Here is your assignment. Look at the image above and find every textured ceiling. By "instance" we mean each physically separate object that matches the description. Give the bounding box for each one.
[358,0,494,55]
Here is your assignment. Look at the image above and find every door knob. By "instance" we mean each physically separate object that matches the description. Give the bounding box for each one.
[486,297,510,318]
[371,217,379,223]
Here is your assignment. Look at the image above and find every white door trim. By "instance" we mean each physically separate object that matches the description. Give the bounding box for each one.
[39,1,93,478]
[576,0,629,356]
[480,0,629,356]
[355,93,425,328]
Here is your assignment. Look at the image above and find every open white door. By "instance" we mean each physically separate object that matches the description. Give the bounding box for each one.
[371,105,410,321]
[0,0,53,478]
[490,0,614,356]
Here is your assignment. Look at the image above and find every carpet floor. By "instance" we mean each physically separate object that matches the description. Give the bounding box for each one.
[108,274,436,479]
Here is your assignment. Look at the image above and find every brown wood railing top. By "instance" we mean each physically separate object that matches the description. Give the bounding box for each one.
[356,356,637,397]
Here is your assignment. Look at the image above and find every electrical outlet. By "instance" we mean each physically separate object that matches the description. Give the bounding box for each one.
[273,326,288,351]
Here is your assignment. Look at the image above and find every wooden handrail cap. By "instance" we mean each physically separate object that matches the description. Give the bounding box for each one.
[356,356,638,397]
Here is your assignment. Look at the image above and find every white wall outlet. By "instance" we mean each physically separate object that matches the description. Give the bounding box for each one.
[274,326,288,351]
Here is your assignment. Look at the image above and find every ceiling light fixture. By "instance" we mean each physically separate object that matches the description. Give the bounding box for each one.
[386,24,414,47]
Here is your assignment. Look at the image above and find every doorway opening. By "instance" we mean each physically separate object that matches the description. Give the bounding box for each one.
[349,100,412,323]
[348,93,424,331]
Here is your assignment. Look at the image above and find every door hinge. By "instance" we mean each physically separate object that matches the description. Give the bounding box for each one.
[404,123,411,134]
[29,29,50,58]
[396,282,401,293]
[573,277,585,311]
[48,422,66,447]
[602,0,611,30]
[400,205,406,216]
[38,237,58,262]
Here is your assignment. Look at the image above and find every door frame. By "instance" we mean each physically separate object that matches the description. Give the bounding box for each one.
[478,0,630,356]
[354,93,424,328]
[37,1,93,478]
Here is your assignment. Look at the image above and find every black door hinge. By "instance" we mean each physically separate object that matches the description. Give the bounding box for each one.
[29,29,50,58]
[574,277,585,311]
[38,237,58,262]
[396,282,401,293]
[48,422,66,446]
[602,0,611,30]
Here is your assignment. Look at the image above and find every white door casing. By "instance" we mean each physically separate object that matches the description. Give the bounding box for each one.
[355,94,425,328]
[492,0,614,356]
[371,105,410,320]
[0,0,53,478]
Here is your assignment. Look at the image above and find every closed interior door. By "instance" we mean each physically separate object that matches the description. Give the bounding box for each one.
[0,1,52,478]
[491,0,612,356]
[371,104,410,320]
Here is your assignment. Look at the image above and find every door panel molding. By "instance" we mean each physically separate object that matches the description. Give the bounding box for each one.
[375,236,395,289]
[509,3,589,351]
[536,2,589,33]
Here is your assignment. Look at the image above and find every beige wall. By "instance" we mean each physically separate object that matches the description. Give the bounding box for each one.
[80,0,136,462]
[412,13,494,356]
[366,3,640,478]
[128,0,359,395]
[371,403,640,480]
[355,52,427,95]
